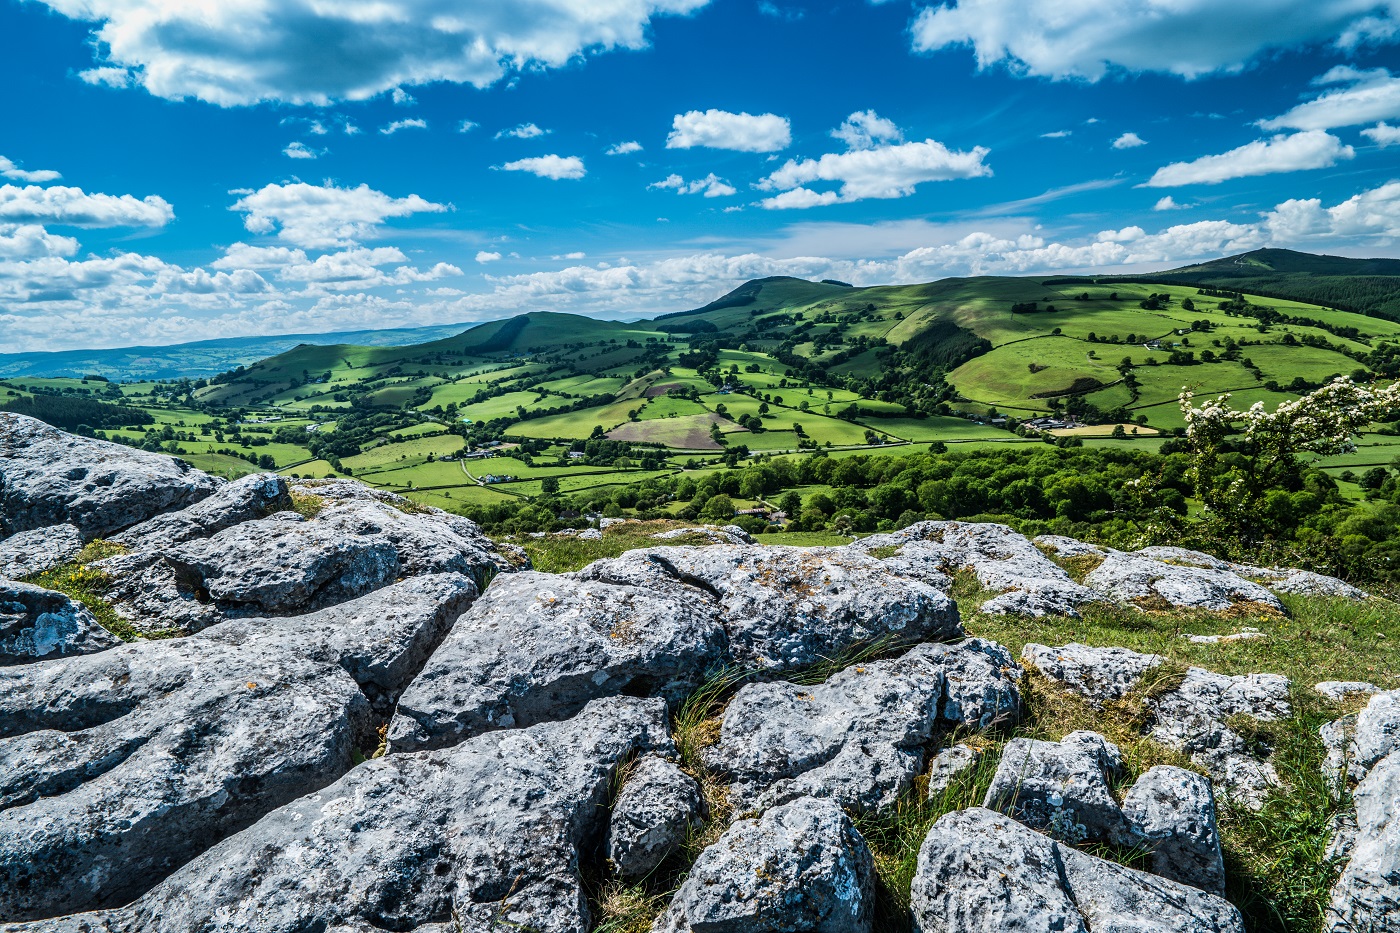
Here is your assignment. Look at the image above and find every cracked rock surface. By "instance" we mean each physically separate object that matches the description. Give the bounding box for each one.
[0,579,119,665]
[0,574,476,920]
[9,696,671,933]
[653,795,874,933]
[0,414,220,540]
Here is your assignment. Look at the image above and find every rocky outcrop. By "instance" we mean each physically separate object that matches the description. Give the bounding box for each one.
[652,524,756,545]
[0,574,476,919]
[94,487,509,636]
[909,807,1244,933]
[1085,551,1284,612]
[926,744,981,798]
[388,569,729,752]
[653,795,874,933]
[0,580,119,665]
[984,731,1131,845]
[706,639,1018,813]
[608,754,706,881]
[0,525,82,579]
[1024,643,1291,805]
[1122,765,1227,896]
[110,472,290,549]
[1316,681,1380,701]
[851,521,1100,617]
[1325,690,1400,931]
[0,414,220,540]
[11,696,672,933]
[392,545,961,753]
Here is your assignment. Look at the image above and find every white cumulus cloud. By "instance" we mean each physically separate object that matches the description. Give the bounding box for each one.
[910,0,1400,81]
[606,140,643,155]
[458,120,479,133]
[1262,66,1400,130]
[495,155,586,180]
[831,110,903,150]
[1146,130,1354,187]
[1112,132,1147,149]
[758,136,992,208]
[0,224,80,260]
[1363,121,1400,145]
[36,0,711,106]
[666,109,791,152]
[0,184,173,227]
[283,142,321,159]
[496,122,548,140]
[228,182,449,249]
[476,250,502,263]
[1154,195,1191,210]
[649,173,736,197]
[381,118,428,135]
[0,157,62,184]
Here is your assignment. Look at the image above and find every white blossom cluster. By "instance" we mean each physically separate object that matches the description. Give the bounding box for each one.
[1180,377,1400,458]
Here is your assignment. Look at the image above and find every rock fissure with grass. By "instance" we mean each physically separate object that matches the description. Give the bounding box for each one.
[0,420,1396,932]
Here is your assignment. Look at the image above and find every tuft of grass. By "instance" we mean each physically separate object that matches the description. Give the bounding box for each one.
[1051,552,1106,582]
[74,539,129,563]
[508,520,710,574]
[1219,689,1349,933]
[288,490,326,518]
[23,553,137,641]
[592,882,672,933]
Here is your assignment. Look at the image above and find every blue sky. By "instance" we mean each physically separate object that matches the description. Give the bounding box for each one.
[2,0,1399,352]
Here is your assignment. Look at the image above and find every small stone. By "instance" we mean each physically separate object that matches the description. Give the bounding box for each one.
[926,744,981,799]
[1186,628,1266,644]
[607,755,705,881]
[1316,681,1381,702]
[1021,642,1164,706]
[652,796,874,933]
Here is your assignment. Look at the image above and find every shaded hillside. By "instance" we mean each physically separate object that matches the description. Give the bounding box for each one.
[1054,248,1400,319]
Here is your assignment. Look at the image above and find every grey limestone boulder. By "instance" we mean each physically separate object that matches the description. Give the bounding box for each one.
[1022,642,1165,706]
[0,413,220,540]
[0,525,82,579]
[1085,551,1284,612]
[0,579,120,665]
[95,490,509,636]
[983,731,1130,845]
[388,570,728,752]
[705,639,1020,814]
[110,472,290,549]
[909,807,1245,933]
[1033,534,1112,559]
[652,795,874,933]
[7,697,672,933]
[926,744,981,799]
[1028,642,1291,805]
[578,544,961,669]
[1327,747,1400,932]
[608,754,706,881]
[851,521,1100,618]
[1122,765,1226,895]
[0,574,476,920]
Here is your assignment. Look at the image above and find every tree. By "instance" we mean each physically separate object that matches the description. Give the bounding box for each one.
[1180,378,1400,542]
[540,476,561,496]
[700,494,736,522]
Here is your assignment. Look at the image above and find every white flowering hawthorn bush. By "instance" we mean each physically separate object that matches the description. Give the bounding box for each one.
[1179,377,1400,541]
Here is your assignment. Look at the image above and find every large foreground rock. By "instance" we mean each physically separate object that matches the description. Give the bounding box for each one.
[95,486,509,635]
[6,697,671,933]
[392,545,961,753]
[707,639,1020,813]
[984,731,1130,844]
[0,579,120,665]
[0,574,476,919]
[653,795,874,933]
[910,807,1244,933]
[0,525,82,579]
[110,472,290,549]
[0,414,219,540]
